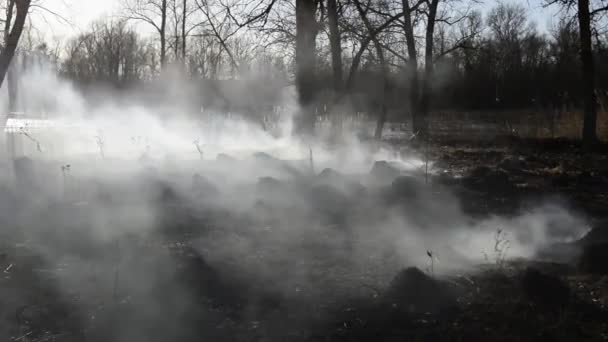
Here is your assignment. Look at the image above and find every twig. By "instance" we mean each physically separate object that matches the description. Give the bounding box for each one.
[95,134,105,159]
[427,250,435,276]
[425,135,430,184]
[12,331,32,341]
[359,282,381,296]
[112,237,122,302]
[113,267,119,301]
[19,128,42,152]
[309,147,315,175]
[456,274,475,286]
[61,164,71,199]
[193,139,204,160]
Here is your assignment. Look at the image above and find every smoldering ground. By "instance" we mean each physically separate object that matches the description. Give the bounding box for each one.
[0,67,592,341]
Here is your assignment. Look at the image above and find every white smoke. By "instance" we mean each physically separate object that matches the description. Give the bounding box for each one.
[0,63,592,341]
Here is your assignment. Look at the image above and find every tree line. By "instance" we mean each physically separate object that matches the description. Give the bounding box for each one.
[1,0,607,143]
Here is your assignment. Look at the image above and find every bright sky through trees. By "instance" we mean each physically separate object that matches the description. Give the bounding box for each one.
[34,0,558,41]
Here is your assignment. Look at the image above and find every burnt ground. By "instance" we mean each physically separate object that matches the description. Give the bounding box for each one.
[425,137,608,219]
[1,137,608,342]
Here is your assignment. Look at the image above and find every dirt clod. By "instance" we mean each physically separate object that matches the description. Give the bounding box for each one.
[579,243,608,275]
[370,161,401,181]
[384,267,456,314]
[521,267,570,308]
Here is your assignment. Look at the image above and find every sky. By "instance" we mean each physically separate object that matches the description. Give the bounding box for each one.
[31,0,561,41]
[30,0,120,39]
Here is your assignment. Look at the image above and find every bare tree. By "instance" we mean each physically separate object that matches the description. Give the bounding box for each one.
[295,0,319,134]
[579,0,598,144]
[353,0,390,138]
[62,19,155,84]
[0,0,30,89]
[327,0,343,99]
[169,0,180,59]
[123,0,168,67]
[341,2,411,91]
[3,0,17,112]
[402,0,421,135]
[399,0,477,138]
[162,0,206,66]
[194,0,256,71]
[182,0,187,61]
[417,0,440,138]
[546,0,608,145]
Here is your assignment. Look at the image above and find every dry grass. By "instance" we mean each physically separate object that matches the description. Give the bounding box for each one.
[552,111,608,141]
[427,110,608,142]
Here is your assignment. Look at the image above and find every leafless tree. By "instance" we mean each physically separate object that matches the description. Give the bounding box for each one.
[418,0,440,138]
[345,0,475,137]
[194,0,240,69]
[166,0,201,64]
[295,0,320,134]
[3,0,17,112]
[0,0,30,89]
[401,0,478,137]
[327,0,343,100]
[62,19,155,84]
[579,0,599,145]
[353,0,390,138]
[545,0,608,145]
[169,0,180,59]
[123,0,168,67]
[182,0,188,61]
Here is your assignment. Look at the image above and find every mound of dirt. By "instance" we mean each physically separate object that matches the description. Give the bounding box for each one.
[383,267,457,314]
[253,152,303,178]
[192,173,219,198]
[462,167,513,192]
[173,246,241,306]
[252,151,277,163]
[370,161,401,181]
[577,220,608,245]
[384,175,424,201]
[316,168,365,195]
[317,168,343,184]
[308,184,350,224]
[579,243,608,275]
[498,156,524,172]
[13,157,39,195]
[521,267,570,308]
[154,181,179,203]
[256,177,284,195]
[216,153,238,163]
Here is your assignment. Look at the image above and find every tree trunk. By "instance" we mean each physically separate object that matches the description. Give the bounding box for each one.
[345,37,370,91]
[182,0,187,62]
[402,0,420,135]
[160,0,167,67]
[0,0,30,89]
[353,0,389,139]
[295,0,317,135]
[327,0,342,97]
[4,0,17,113]
[345,12,404,91]
[577,0,597,145]
[374,66,389,139]
[418,0,439,139]
[7,62,16,112]
[327,0,343,133]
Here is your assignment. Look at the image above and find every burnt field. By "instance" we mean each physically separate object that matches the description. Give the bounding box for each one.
[0,137,607,342]
[2,0,608,340]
